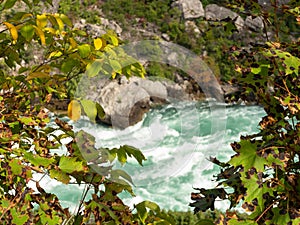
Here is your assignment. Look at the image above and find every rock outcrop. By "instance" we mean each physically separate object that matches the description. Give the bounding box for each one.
[77,71,222,128]
[245,16,264,32]
[178,0,205,19]
[74,17,122,37]
[205,4,244,30]
[80,76,176,129]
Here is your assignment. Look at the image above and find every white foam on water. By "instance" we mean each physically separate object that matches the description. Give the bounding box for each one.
[44,103,265,212]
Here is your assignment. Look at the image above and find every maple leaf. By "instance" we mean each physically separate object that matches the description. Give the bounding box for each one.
[241,171,274,212]
[229,140,267,172]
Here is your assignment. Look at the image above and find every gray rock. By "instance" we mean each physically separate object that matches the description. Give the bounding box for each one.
[74,17,122,37]
[205,4,244,30]
[258,0,290,9]
[161,81,190,101]
[109,82,150,128]
[162,33,170,41]
[136,78,168,101]
[245,16,264,32]
[82,76,169,129]
[178,0,205,19]
[221,83,240,96]
[100,17,123,36]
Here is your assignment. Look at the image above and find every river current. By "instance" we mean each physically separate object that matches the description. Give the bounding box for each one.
[38,101,265,213]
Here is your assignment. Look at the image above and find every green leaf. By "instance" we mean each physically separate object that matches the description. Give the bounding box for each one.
[61,58,78,73]
[194,220,215,225]
[228,219,258,225]
[265,208,290,225]
[86,60,102,77]
[135,202,148,223]
[4,0,18,9]
[80,99,97,122]
[9,159,22,176]
[135,201,161,223]
[111,169,133,185]
[20,24,35,41]
[120,145,146,166]
[116,147,127,165]
[11,208,29,225]
[96,102,105,119]
[59,155,84,173]
[39,209,61,225]
[264,49,300,75]
[78,44,91,58]
[73,29,87,36]
[292,218,300,225]
[1,199,10,208]
[229,140,267,172]
[18,116,37,125]
[241,172,273,211]
[24,152,55,167]
[251,64,270,74]
[49,169,70,184]
[110,35,118,46]
[60,14,72,27]
[109,59,122,73]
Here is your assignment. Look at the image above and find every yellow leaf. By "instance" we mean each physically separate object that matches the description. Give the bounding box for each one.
[48,51,62,59]
[68,100,81,121]
[69,37,77,49]
[21,13,33,21]
[111,71,117,79]
[36,64,51,73]
[37,14,48,28]
[44,27,56,35]
[27,72,49,80]
[54,13,64,31]
[3,22,18,43]
[94,38,102,50]
[33,25,46,45]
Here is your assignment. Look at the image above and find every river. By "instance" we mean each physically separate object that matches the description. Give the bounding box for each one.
[38,101,265,213]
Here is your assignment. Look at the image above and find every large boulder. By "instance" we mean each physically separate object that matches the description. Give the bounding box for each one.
[245,16,264,32]
[178,0,205,19]
[205,4,244,30]
[83,76,168,129]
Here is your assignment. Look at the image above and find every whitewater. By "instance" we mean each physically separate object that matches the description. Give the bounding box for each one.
[37,101,265,213]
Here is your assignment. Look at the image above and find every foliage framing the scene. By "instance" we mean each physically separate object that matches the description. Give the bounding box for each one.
[190,1,300,225]
[0,0,176,224]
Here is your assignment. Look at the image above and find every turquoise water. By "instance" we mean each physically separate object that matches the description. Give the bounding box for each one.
[39,101,265,213]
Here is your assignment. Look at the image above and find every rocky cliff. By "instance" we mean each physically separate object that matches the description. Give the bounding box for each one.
[52,0,294,128]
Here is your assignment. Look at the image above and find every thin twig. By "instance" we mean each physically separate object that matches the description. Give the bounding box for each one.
[255,198,282,223]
